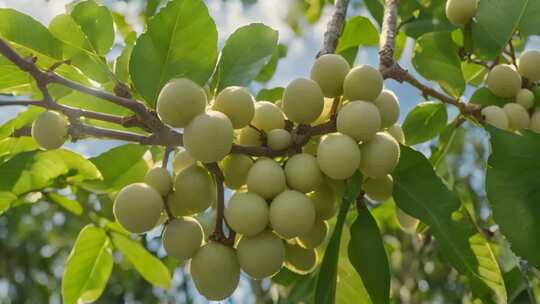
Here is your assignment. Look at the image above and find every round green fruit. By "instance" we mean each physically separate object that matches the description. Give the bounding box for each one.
[310,54,350,98]
[518,50,540,81]
[184,110,234,163]
[156,78,206,128]
[359,132,400,178]
[170,165,215,216]
[297,220,328,249]
[487,64,522,98]
[374,90,400,128]
[236,230,285,279]
[162,217,203,261]
[337,101,381,142]
[173,148,196,173]
[481,105,509,130]
[251,101,285,132]
[516,88,535,109]
[113,183,164,234]
[285,153,323,193]
[190,242,240,301]
[224,191,269,236]
[270,190,316,239]
[267,129,292,151]
[343,64,383,101]
[220,154,253,189]
[213,86,255,129]
[247,158,286,199]
[236,126,262,146]
[387,124,405,144]
[503,103,530,130]
[284,243,317,275]
[283,78,324,124]
[317,133,361,180]
[364,174,393,202]
[396,208,419,234]
[445,0,476,26]
[307,183,337,220]
[31,111,69,150]
[529,110,540,133]
[144,167,172,196]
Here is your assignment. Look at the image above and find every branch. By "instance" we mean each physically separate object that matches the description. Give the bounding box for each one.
[317,0,350,56]
[204,163,235,246]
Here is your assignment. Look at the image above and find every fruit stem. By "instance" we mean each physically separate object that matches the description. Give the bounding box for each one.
[205,162,235,245]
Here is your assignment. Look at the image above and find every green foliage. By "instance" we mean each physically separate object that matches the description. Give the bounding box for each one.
[70,0,114,56]
[402,102,448,145]
[47,192,83,216]
[256,43,287,83]
[256,87,284,102]
[336,16,379,54]
[470,87,509,107]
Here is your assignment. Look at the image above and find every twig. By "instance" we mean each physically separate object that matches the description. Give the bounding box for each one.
[317,0,350,56]
[204,163,231,245]
[508,40,518,68]
[162,146,174,168]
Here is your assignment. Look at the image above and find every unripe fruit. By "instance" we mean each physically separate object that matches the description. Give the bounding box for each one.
[387,124,405,144]
[364,175,393,201]
[314,98,334,125]
[113,183,164,234]
[374,90,400,128]
[156,78,206,127]
[144,167,172,196]
[487,64,522,98]
[190,242,240,301]
[213,86,255,129]
[516,89,535,109]
[337,101,381,142]
[171,166,215,216]
[247,158,286,199]
[297,220,328,249]
[173,148,196,173]
[307,183,337,220]
[518,50,540,81]
[220,154,253,189]
[283,78,324,124]
[236,126,262,146]
[224,192,269,236]
[284,243,317,274]
[196,210,216,241]
[503,103,530,130]
[396,208,419,234]
[343,65,383,101]
[251,101,285,131]
[285,154,323,193]
[270,190,316,239]
[310,54,350,97]
[317,133,361,180]
[236,230,285,279]
[162,217,203,261]
[184,110,233,163]
[267,129,292,151]
[445,0,476,26]
[359,132,400,178]
[31,111,68,150]
[481,105,509,130]
[529,110,540,133]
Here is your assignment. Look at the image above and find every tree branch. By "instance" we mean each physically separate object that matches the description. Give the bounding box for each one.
[317,0,350,56]
[204,163,234,246]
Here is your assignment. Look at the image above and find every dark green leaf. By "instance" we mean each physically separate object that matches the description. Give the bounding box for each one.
[338,47,358,66]
[47,192,83,215]
[519,1,540,37]
[470,87,509,107]
[256,87,284,102]
[0,191,16,215]
[71,0,114,55]
[531,86,540,107]
[336,16,379,53]
[402,102,448,145]
[364,0,383,26]
[255,44,287,83]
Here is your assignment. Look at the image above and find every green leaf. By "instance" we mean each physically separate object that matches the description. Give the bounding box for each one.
[412,32,465,97]
[62,225,113,304]
[0,8,62,59]
[0,137,39,161]
[462,62,487,87]
[0,191,17,215]
[112,12,136,44]
[47,192,83,215]
[336,16,379,53]
[70,0,114,55]
[111,232,172,289]
[256,87,284,102]
[393,146,507,302]
[255,43,287,83]
[519,1,540,37]
[470,87,509,107]
[0,107,44,140]
[348,207,390,304]
[213,23,278,92]
[486,127,540,269]
[130,0,218,106]
[0,55,31,91]
[114,43,133,83]
[402,102,448,145]
[364,0,384,26]
[315,172,362,304]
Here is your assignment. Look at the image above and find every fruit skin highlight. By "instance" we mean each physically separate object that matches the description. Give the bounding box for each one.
[310,54,350,98]
[162,217,203,261]
[283,78,324,124]
[156,78,206,128]
[113,183,164,234]
[31,111,69,150]
[387,124,405,144]
[236,230,285,280]
[270,190,316,239]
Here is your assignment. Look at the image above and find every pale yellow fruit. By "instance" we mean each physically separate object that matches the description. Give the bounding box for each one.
[487,64,522,98]
[251,101,285,131]
[310,54,350,97]
[270,190,316,239]
[284,243,317,274]
[113,183,164,234]
[236,126,262,146]
[503,103,530,130]
[283,78,324,124]
[246,158,286,199]
[224,192,269,236]
[31,111,69,150]
[445,0,476,26]
[518,50,540,81]
[285,154,323,193]
[162,217,203,261]
[267,129,292,151]
[156,78,206,127]
[516,89,535,109]
[213,86,255,129]
[364,175,393,201]
[529,110,540,133]
[387,124,405,144]
[307,183,337,220]
[184,110,234,163]
[314,98,334,125]
[343,65,383,101]
[173,148,196,173]
[317,133,361,180]
[374,90,400,128]
[337,101,381,142]
[170,166,215,216]
[144,167,172,196]
[359,132,400,178]
[236,230,285,279]
[190,242,240,301]
[396,208,419,234]
[297,220,328,249]
[481,105,509,130]
[220,154,253,189]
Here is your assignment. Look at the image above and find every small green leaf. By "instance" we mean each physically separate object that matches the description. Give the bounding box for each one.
[71,0,114,55]
[470,87,509,107]
[255,43,287,83]
[336,16,379,53]
[256,87,284,102]
[0,137,39,161]
[47,192,83,215]
[0,191,17,215]
[111,232,172,289]
[62,225,113,304]
[114,44,133,83]
[462,62,487,87]
[214,23,278,92]
[402,102,448,145]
